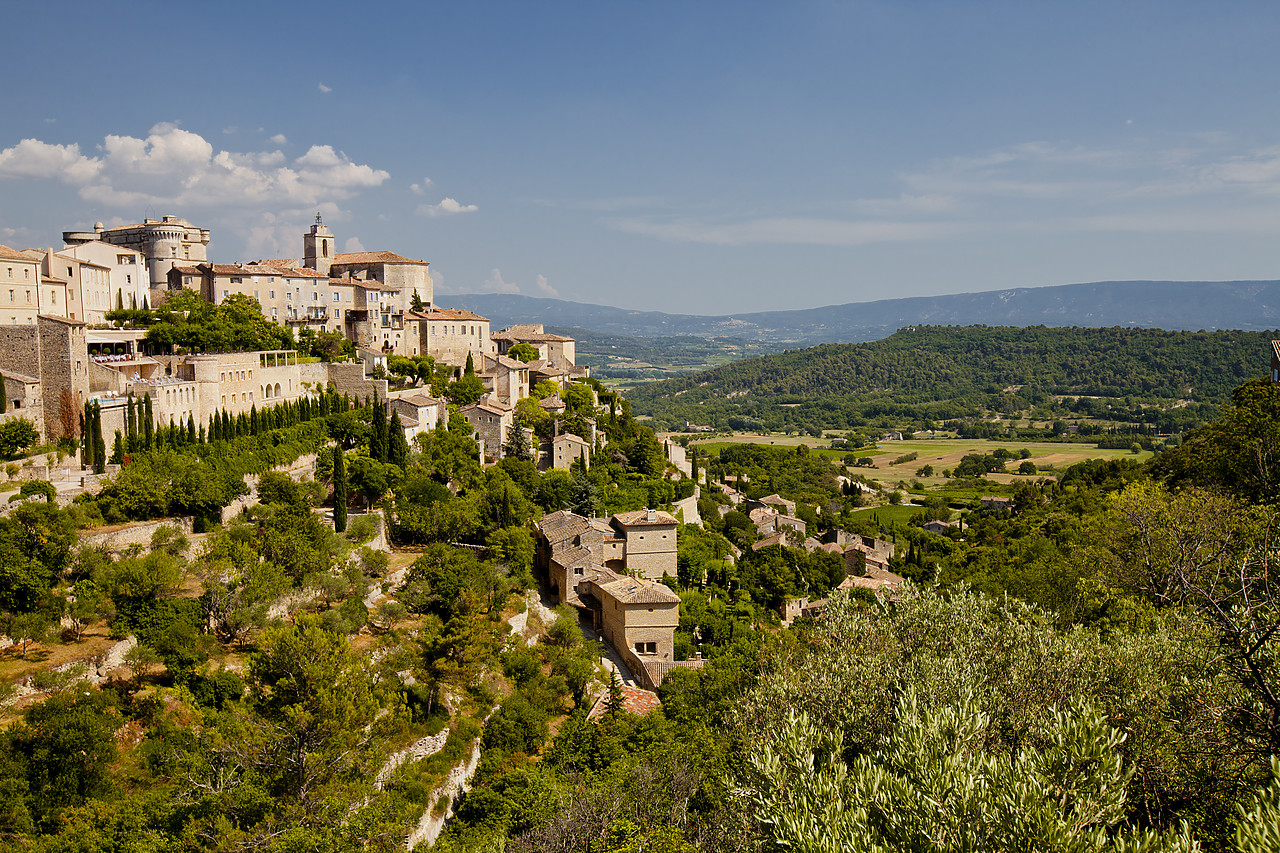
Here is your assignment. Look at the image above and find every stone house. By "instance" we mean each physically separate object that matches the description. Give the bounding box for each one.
[459,400,513,462]
[479,353,529,406]
[492,324,577,368]
[409,307,494,367]
[388,392,445,444]
[550,432,591,471]
[0,315,89,441]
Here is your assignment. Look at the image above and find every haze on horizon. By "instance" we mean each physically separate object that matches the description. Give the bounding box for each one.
[2,1,1279,315]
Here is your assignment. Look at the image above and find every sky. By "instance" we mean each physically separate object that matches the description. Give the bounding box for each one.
[3,1,1280,314]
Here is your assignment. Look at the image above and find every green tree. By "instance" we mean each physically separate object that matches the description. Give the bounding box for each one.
[507,342,539,362]
[332,443,348,534]
[745,693,1197,853]
[0,418,38,458]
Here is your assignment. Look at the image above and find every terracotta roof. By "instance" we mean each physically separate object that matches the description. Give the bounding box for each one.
[280,267,328,278]
[170,265,202,275]
[595,576,681,604]
[460,401,510,417]
[587,684,661,721]
[0,243,38,262]
[333,250,429,266]
[751,532,787,551]
[539,395,566,411]
[397,393,440,407]
[410,307,489,322]
[494,328,574,343]
[554,432,590,447]
[539,510,590,544]
[612,508,678,527]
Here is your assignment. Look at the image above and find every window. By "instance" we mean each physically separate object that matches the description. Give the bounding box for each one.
[23,269,28,279]
[254,291,259,299]
[332,292,339,301]
[223,290,230,299]
[126,275,131,284]
[229,277,243,284]
[271,307,278,317]
[8,290,12,303]
[334,309,340,319]
[24,291,30,303]
[634,642,657,655]
[270,290,275,299]
[184,276,193,286]
[67,267,73,277]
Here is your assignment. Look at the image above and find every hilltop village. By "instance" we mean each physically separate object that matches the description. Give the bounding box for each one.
[0,214,589,463]
[5,217,1280,853]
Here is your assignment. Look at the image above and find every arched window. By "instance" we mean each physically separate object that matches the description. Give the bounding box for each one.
[322,240,329,258]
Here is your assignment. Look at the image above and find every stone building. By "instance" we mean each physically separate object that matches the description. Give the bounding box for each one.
[550,432,591,470]
[64,216,209,289]
[408,307,494,366]
[0,315,89,441]
[535,508,694,690]
[458,401,513,462]
[492,324,576,368]
[0,244,42,326]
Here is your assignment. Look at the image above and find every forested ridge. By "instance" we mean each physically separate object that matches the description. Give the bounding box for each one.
[632,325,1273,404]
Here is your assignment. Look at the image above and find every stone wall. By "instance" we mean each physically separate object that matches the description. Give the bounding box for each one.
[81,516,194,554]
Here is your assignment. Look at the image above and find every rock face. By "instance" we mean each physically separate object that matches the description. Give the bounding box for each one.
[406,738,483,850]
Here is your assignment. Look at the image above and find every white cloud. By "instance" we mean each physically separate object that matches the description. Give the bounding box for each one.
[478,268,521,294]
[409,177,433,195]
[610,216,968,247]
[0,124,389,212]
[268,133,288,145]
[535,274,558,297]
[608,136,1280,247]
[344,237,366,252]
[318,82,332,93]
[417,196,478,217]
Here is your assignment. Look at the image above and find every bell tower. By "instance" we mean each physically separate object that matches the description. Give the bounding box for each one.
[302,212,334,276]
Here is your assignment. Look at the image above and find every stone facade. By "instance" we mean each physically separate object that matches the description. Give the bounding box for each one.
[410,308,494,366]
[492,324,576,368]
[551,432,591,470]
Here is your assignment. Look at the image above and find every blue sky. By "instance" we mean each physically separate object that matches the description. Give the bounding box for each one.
[3,1,1280,313]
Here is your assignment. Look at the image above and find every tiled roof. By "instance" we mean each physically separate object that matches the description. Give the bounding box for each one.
[539,510,590,544]
[554,432,590,447]
[460,401,510,416]
[410,307,489,322]
[612,508,678,527]
[397,393,440,407]
[334,250,429,266]
[751,533,787,551]
[0,243,37,262]
[642,659,704,687]
[587,684,661,720]
[596,576,681,605]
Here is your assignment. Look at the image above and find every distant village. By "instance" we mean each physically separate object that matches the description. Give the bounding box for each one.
[0,213,592,468]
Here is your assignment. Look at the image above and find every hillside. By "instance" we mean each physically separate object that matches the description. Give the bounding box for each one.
[627,325,1278,433]
[449,280,1280,345]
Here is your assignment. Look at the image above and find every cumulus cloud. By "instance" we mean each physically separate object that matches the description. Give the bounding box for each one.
[344,237,366,252]
[0,123,389,211]
[478,269,521,294]
[417,196,478,217]
[318,82,332,93]
[535,274,558,297]
[409,177,433,195]
[268,133,288,145]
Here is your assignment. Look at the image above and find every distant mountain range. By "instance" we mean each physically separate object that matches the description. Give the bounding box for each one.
[447,280,1280,344]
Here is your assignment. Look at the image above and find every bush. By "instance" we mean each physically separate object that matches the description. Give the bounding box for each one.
[345,513,379,544]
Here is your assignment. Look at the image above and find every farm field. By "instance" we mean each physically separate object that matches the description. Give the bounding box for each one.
[681,433,1154,490]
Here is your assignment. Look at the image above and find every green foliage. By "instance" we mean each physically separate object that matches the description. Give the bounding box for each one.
[142,289,294,353]
[0,418,39,458]
[745,693,1197,853]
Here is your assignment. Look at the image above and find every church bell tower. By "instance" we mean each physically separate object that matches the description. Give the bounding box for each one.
[302,212,334,276]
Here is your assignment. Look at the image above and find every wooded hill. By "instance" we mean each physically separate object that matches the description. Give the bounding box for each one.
[628,325,1277,433]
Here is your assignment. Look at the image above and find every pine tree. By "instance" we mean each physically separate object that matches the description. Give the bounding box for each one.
[503,420,531,461]
[606,668,625,718]
[332,443,348,534]
[411,289,425,311]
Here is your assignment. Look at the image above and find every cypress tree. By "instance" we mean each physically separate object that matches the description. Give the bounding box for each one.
[332,443,348,534]
[0,371,6,414]
[143,397,154,450]
[93,404,106,474]
[198,425,206,444]
[465,352,475,375]
[388,411,409,468]
[82,403,95,469]
[250,404,260,435]
[142,295,149,310]
[187,414,196,445]
[125,397,135,448]
[368,401,386,462]
[110,430,123,464]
